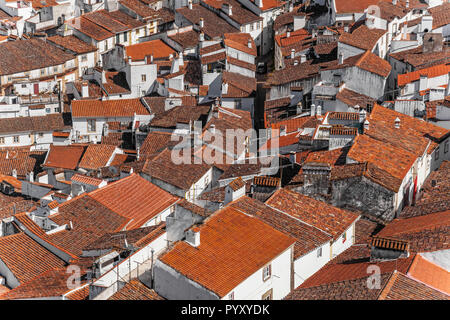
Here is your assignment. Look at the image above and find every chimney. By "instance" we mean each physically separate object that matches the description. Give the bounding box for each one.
[199,31,205,42]
[338,52,344,64]
[188,0,192,9]
[311,104,316,116]
[291,48,295,59]
[101,70,107,84]
[286,31,290,38]
[199,18,204,28]
[185,227,200,247]
[359,109,367,123]
[364,119,370,131]
[213,106,219,118]
[280,125,287,136]
[150,54,154,63]
[300,54,307,63]
[210,123,216,134]
[392,0,397,5]
[394,117,401,129]
[144,55,148,64]
[255,0,263,8]
[293,60,298,66]
[178,52,184,66]
[81,80,89,98]
[316,105,322,116]
[224,177,245,205]
[289,3,293,12]
[247,38,252,49]
[406,0,409,8]
[222,3,232,16]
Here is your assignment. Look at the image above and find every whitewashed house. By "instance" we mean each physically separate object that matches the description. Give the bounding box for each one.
[153,205,296,300]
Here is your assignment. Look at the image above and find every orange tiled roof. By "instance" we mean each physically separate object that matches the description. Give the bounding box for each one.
[266,188,359,240]
[78,144,117,170]
[125,39,175,61]
[71,173,104,186]
[407,254,450,295]
[71,98,150,118]
[224,33,257,56]
[398,63,450,87]
[0,233,66,285]
[304,147,349,167]
[88,173,179,229]
[159,206,296,297]
[44,145,86,170]
[108,279,164,300]
[0,268,88,300]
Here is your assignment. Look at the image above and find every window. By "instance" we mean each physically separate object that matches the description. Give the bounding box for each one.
[262,264,271,281]
[105,41,108,51]
[40,69,45,76]
[45,108,51,113]
[123,32,128,42]
[250,23,254,32]
[81,55,88,62]
[445,141,449,154]
[87,119,96,132]
[53,66,58,73]
[317,247,322,258]
[116,34,120,43]
[228,292,234,300]
[342,232,347,243]
[21,84,27,88]
[262,289,273,300]
[0,137,4,144]
[141,74,146,82]
[141,90,146,96]
[435,146,440,160]
[136,28,140,36]
[13,136,19,143]
[38,132,44,137]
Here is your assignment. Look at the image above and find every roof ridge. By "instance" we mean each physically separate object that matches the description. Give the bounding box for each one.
[377,270,400,300]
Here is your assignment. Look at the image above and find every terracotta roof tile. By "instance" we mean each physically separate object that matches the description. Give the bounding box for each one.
[230,196,331,259]
[0,233,66,285]
[125,39,175,61]
[47,35,97,54]
[71,98,150,118]
[78,144,117,170]
[266,188,359,240]
[407,254,450,295]
[159,206,296,297]
[398,63,450,87]
[108,279,164,300]
[44,145,86,170]
[89,173,178,229]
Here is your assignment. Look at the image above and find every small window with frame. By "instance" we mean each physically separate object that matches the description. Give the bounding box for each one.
[228,292,234,300]
[317,247,322,258]
[262,264,271,282]
[262,288,272,300]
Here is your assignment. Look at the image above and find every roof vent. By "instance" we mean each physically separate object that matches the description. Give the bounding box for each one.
[199,18,204,28]
[394,117,401,129]
[364,119,370,131]
[293,60,298,66]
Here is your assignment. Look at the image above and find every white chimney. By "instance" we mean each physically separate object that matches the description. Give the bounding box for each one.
[406,0,409,8]
[316,105,322,116]
[289,3,293,12]
[247,38,252,48]
[364,119,370,131]
[286,31,290,38]
[81,81,89,98]
[185,228,200,247]
[210,124,216,134]
[338,52,344,64]
[291,48,295,59]
[359,109,367,123]
[188,0,192,9]
[311,104,316,116]
[101,70,107,84]
[199,31,205,42]
[222,4,232,16]
[255,0,263,8]
[150,54,154,63]
[199,18,204,28]
[394,117,401,129]
[392,0,397,5]
[293,60,298,66]
[300,54,307,63]
[178,52,184,66]
[280,125,287,136]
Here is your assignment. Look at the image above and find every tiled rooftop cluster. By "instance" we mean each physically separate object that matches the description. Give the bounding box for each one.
[0,0,448,302]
